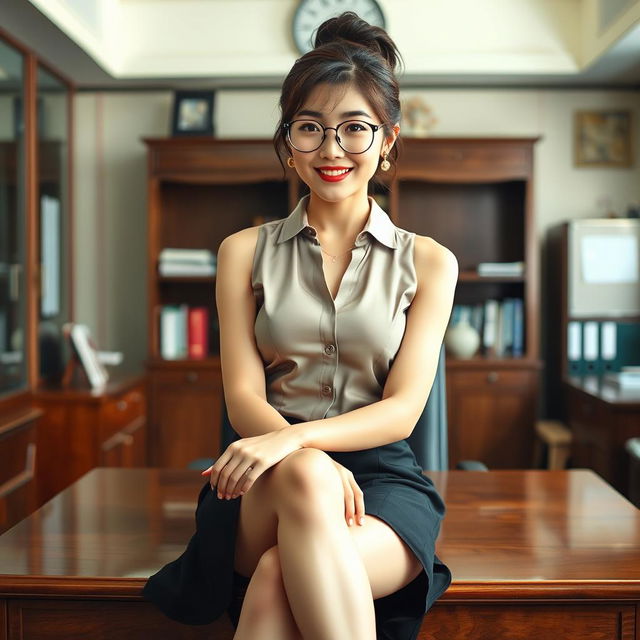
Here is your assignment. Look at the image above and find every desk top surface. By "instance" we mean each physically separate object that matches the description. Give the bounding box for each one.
[0,468,639,600]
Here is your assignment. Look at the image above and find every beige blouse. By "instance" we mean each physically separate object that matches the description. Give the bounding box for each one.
[251,194,418,421]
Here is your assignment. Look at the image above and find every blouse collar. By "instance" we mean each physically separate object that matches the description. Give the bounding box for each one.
[276,194,397,249]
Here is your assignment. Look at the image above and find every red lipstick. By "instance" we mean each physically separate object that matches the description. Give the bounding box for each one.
[315,166,353,182]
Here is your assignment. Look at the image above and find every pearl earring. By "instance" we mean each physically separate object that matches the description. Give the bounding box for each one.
[380,152,391,172]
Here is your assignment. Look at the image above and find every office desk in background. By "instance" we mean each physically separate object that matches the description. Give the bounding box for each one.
[0,468,638,640]
[566,375,640,499]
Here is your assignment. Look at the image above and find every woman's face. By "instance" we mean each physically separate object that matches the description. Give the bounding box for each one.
[287,83,397,205]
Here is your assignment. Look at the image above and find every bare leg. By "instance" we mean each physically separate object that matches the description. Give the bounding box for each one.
[272,449,376,640]
[232,448,375,640]
[232,448,422,640]
[233,546,302,640]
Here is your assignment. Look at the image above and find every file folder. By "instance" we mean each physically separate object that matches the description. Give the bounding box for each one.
[567,321,583,375]
[583,321,600,374]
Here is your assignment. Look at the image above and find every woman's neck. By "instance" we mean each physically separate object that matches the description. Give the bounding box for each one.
[306,191,371,240]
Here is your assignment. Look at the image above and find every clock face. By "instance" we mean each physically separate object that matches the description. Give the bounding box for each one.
[292,0,386,55]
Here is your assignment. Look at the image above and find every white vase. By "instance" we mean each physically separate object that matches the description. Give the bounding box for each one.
[444,319,480,359]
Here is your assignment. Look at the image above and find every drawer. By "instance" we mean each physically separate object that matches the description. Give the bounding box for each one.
[150,368,220,389]
[100,387,145,442]
[449,368,535,390]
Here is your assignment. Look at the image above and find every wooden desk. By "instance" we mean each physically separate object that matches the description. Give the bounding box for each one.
[0,468,638,639]
[565,376,640,498]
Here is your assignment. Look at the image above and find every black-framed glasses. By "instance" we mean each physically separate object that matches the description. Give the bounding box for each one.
[283,119,384,154]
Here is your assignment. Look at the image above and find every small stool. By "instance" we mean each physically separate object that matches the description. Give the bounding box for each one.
[533,420,572,470]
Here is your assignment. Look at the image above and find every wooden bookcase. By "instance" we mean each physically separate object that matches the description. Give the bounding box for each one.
[144,139,296,467]
[144,137,541,469]
[394,138,542,469]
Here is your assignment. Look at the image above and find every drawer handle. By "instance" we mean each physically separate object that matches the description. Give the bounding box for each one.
[117,401,128,411]
[487,371,499,383]
[102,431,135,453]
[0,443,36,499]
[186,372,199,383]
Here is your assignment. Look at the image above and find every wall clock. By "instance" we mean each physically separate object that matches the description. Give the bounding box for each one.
[292,0,386,55]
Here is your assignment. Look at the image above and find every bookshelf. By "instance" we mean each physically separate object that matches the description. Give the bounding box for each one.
[392,138,542,468]
[144,139,295,467]
[144,137,542,469]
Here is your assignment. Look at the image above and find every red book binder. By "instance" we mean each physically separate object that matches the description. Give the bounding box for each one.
[188,307,209,359]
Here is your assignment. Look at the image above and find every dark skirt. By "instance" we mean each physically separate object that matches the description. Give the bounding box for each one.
[142,415,452,640]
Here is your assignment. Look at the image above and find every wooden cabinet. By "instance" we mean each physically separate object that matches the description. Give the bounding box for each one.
[0,408,42,533]
[32,375,147,505]
[144,137,541,470]
[447,362,540,468]
[394,138,542,469]
[147,362,222,467]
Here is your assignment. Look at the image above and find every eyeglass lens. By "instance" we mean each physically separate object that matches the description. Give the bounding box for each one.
[288,120,375,154]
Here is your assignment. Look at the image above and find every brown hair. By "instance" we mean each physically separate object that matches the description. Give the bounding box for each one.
[273,11,403,179]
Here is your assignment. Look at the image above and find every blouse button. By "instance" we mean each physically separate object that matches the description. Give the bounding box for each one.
[324,344,336,355]
[304,226,316,236]
[322,384,332,396]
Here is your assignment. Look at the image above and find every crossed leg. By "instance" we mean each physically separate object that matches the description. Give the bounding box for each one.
[231,448,424,640]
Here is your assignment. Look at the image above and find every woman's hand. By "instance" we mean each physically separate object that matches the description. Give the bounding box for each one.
[201,427,302,499]
[332,460,366,527]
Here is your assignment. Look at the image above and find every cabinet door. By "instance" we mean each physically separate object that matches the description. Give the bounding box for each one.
[149,367,222,468]
[0,41,27,395]
[0,414,38,534]
[447,368,538,469]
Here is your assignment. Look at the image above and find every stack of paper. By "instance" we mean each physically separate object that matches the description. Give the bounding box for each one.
[604,366,640,389]
[158,248,216,277]
[477,262,524,277]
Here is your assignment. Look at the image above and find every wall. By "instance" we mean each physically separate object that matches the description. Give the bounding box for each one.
[75,87,640,413]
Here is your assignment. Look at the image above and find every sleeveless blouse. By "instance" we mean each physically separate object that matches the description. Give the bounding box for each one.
[251,194,417,420]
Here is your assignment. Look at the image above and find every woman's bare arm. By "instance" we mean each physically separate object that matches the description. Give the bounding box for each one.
[216,228,293,438]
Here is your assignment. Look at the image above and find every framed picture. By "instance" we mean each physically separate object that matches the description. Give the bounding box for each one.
[64,323,108,389]
[171,90,215,136]
[574,110,633,167]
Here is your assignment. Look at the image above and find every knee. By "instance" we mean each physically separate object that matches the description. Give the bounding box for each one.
[272,448,342,499]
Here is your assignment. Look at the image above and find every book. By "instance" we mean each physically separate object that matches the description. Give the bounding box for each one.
[512,298,524,357]
[188,307,209,359]
[160,306,182,359]
[483,299,499,355]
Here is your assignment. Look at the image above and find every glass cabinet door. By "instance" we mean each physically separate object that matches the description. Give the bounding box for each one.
[37,65,70,381]
[0,39,27,395]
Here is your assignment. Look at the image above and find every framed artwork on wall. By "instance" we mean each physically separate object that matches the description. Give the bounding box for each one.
[574,109,633,167]
[170,90,215,136]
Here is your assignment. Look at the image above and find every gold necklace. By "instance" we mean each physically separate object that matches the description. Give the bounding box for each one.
[320,245,355,263]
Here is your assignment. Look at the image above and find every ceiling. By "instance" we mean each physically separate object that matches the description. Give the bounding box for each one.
[1,0,639,90]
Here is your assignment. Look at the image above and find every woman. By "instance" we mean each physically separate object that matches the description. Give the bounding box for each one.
[143,11,457,640]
